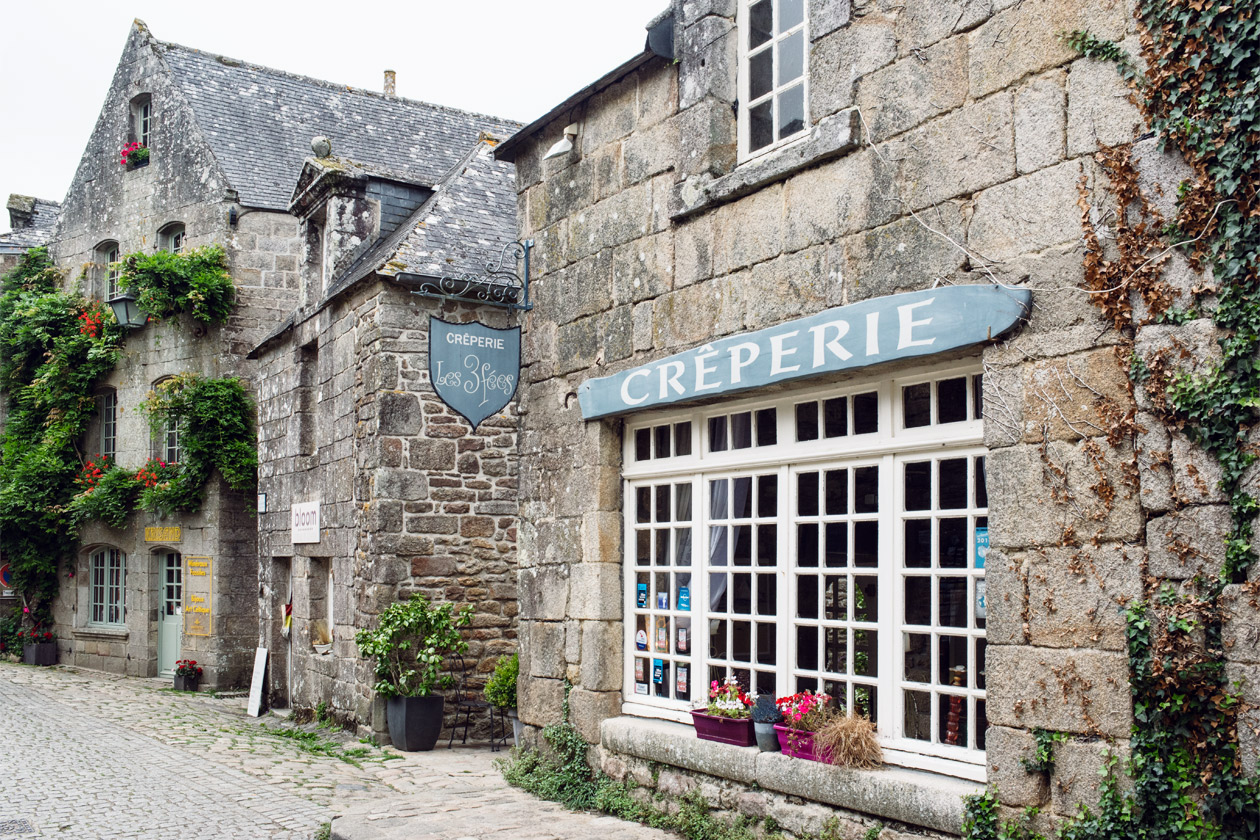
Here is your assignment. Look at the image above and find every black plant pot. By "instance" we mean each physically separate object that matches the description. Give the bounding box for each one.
[386,695,445,751]
[22,642,56,667]
[173,674,199,692]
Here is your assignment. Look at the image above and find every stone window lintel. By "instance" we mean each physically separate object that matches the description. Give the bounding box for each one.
[670,108,860,221]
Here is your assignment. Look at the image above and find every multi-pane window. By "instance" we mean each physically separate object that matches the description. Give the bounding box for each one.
[131,95,153,148]
[163,418,181,464]
[623,365,988,780]
[740,0,808,158]
[96,241,121,300]
[100,390,117,459]
[90,548,126,626]
[163,552,182,617]
[160,223,186,254]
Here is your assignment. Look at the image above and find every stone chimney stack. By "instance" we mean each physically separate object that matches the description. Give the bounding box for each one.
[384,70,396,97]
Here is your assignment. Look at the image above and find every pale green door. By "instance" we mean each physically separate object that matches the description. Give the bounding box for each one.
[157,551,182,676]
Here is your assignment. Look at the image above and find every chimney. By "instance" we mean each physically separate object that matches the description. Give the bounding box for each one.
[384,70,396,97]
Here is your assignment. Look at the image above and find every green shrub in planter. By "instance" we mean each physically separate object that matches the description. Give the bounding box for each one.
[354,593,472,699]
[483,652,518,708]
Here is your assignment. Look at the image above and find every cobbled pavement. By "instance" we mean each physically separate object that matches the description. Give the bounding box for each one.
[0,662,672,840]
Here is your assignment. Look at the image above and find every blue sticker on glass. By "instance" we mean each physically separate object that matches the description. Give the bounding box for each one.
[678,586,690,611]
[975,527,989,569]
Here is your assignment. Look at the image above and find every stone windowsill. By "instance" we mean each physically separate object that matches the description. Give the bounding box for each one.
[72,626,130,641]
[669,109,861,222]
[601,716,982,836]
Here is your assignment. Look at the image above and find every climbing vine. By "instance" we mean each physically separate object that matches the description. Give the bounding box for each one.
[119,244,236,324]
[0,245,253,627]
[0,248,123,625]
[965,3,1260,838]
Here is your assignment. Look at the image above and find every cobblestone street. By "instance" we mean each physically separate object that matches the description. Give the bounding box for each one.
[0,663,671,840]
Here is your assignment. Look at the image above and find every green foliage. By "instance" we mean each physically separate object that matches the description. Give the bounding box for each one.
[354,593,472,699]
[862,823,884,840]
[0,611,22,655]
[0,248,123,624]
[962,790,1047,840]
[67,464,139,529]
[118,245,235,324]
[1061,30,1133,67]
[751,693,781,724]
[137,373,259,514]
[499,681,603,810]
[483,652,519,708]
[1019,729,1068,774]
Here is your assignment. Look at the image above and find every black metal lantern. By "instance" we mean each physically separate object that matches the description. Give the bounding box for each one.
[107,289,147,329]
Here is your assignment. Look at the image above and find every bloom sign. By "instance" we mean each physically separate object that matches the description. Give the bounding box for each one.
[429,317,520,430]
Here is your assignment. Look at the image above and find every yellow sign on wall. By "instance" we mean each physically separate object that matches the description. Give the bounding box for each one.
[184,556,213,637]
[145,526,181,543]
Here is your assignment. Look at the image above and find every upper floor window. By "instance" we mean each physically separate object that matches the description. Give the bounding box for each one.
[739,0,808,159]
[100,389,118,460]
[130,94,152,148]
[159,222,186,254]
[95,240,121,300]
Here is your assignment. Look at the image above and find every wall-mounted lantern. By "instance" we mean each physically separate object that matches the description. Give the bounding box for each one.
[107,290,147,329]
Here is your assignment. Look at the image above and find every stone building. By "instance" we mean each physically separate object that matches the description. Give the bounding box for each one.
[0,194,61,275]
[494,0,1248,836]
[249,135,522,726]
[38,19,515,691]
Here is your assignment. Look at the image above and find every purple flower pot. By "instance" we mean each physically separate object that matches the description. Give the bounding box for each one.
[773,724,826,761]
[690,710,756,747]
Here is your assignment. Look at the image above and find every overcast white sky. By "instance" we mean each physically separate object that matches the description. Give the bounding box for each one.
[0,0,668,233]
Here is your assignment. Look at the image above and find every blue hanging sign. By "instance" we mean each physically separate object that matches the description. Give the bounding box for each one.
[578,286,1030,419]
[429,317,521,430]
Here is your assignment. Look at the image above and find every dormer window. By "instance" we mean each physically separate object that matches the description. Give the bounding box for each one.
[739,0,808,159]
[95,240,121,300]
[159,222,186,254]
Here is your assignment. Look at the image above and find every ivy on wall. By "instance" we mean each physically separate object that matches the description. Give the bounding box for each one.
[0,246,255,628]
[0,248,123,625]
[967,2,1260,838]
[120,244,235,324]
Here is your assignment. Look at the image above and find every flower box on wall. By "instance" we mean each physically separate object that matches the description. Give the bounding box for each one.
[773,724,824,762]
[22,642,57,667]
[690,710,756,747]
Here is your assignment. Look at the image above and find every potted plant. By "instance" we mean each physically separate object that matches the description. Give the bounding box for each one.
[173,659,202,691]
[355,593,473,752]
[120,142,149,168]
[20,627,57,666]
[751,694,782,752]
[773,691,835,761]
[483,652,522,746]
[690,675,755,746]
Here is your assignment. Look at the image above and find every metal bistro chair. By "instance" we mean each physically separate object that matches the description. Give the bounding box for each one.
[447,654,508,751]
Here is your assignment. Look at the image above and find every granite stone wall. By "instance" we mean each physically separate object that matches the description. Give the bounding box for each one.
[503,0,1242,833]
[255,279,519,731]
[42,24,299,687]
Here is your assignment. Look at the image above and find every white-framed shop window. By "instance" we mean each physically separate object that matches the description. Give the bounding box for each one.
[622,361,988,780]
[90,547,127,626]
[738,0,808,160]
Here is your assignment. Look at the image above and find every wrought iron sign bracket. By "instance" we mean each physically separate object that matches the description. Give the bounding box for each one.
[402,239,534,312]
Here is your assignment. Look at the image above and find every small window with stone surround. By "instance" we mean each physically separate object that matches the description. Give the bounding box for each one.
[158,222,186,254]
[129,94,152,148]
[623,361,988,781]
[95,240,121,300]
[739,0,808,160]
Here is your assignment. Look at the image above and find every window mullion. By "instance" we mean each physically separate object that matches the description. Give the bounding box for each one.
[879,451,898,739]
[776,461,791,699]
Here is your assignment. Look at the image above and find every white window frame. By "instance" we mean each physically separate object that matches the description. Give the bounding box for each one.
[162,551,182,618]
[96,241,121,300]
[160,223,186,254]
[621,360,988,781]
[100,390,117,459]
[89,548,127,627]
[737,0,810,162]
[163,417,181,465]
[133,97,152,148]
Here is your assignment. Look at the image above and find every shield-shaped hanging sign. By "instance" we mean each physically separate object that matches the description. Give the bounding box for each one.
[428,317,521,430]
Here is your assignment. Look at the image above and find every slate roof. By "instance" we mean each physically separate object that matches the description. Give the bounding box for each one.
[328,137,518,299]
[0,197,61,254]
[154,36,520,210]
